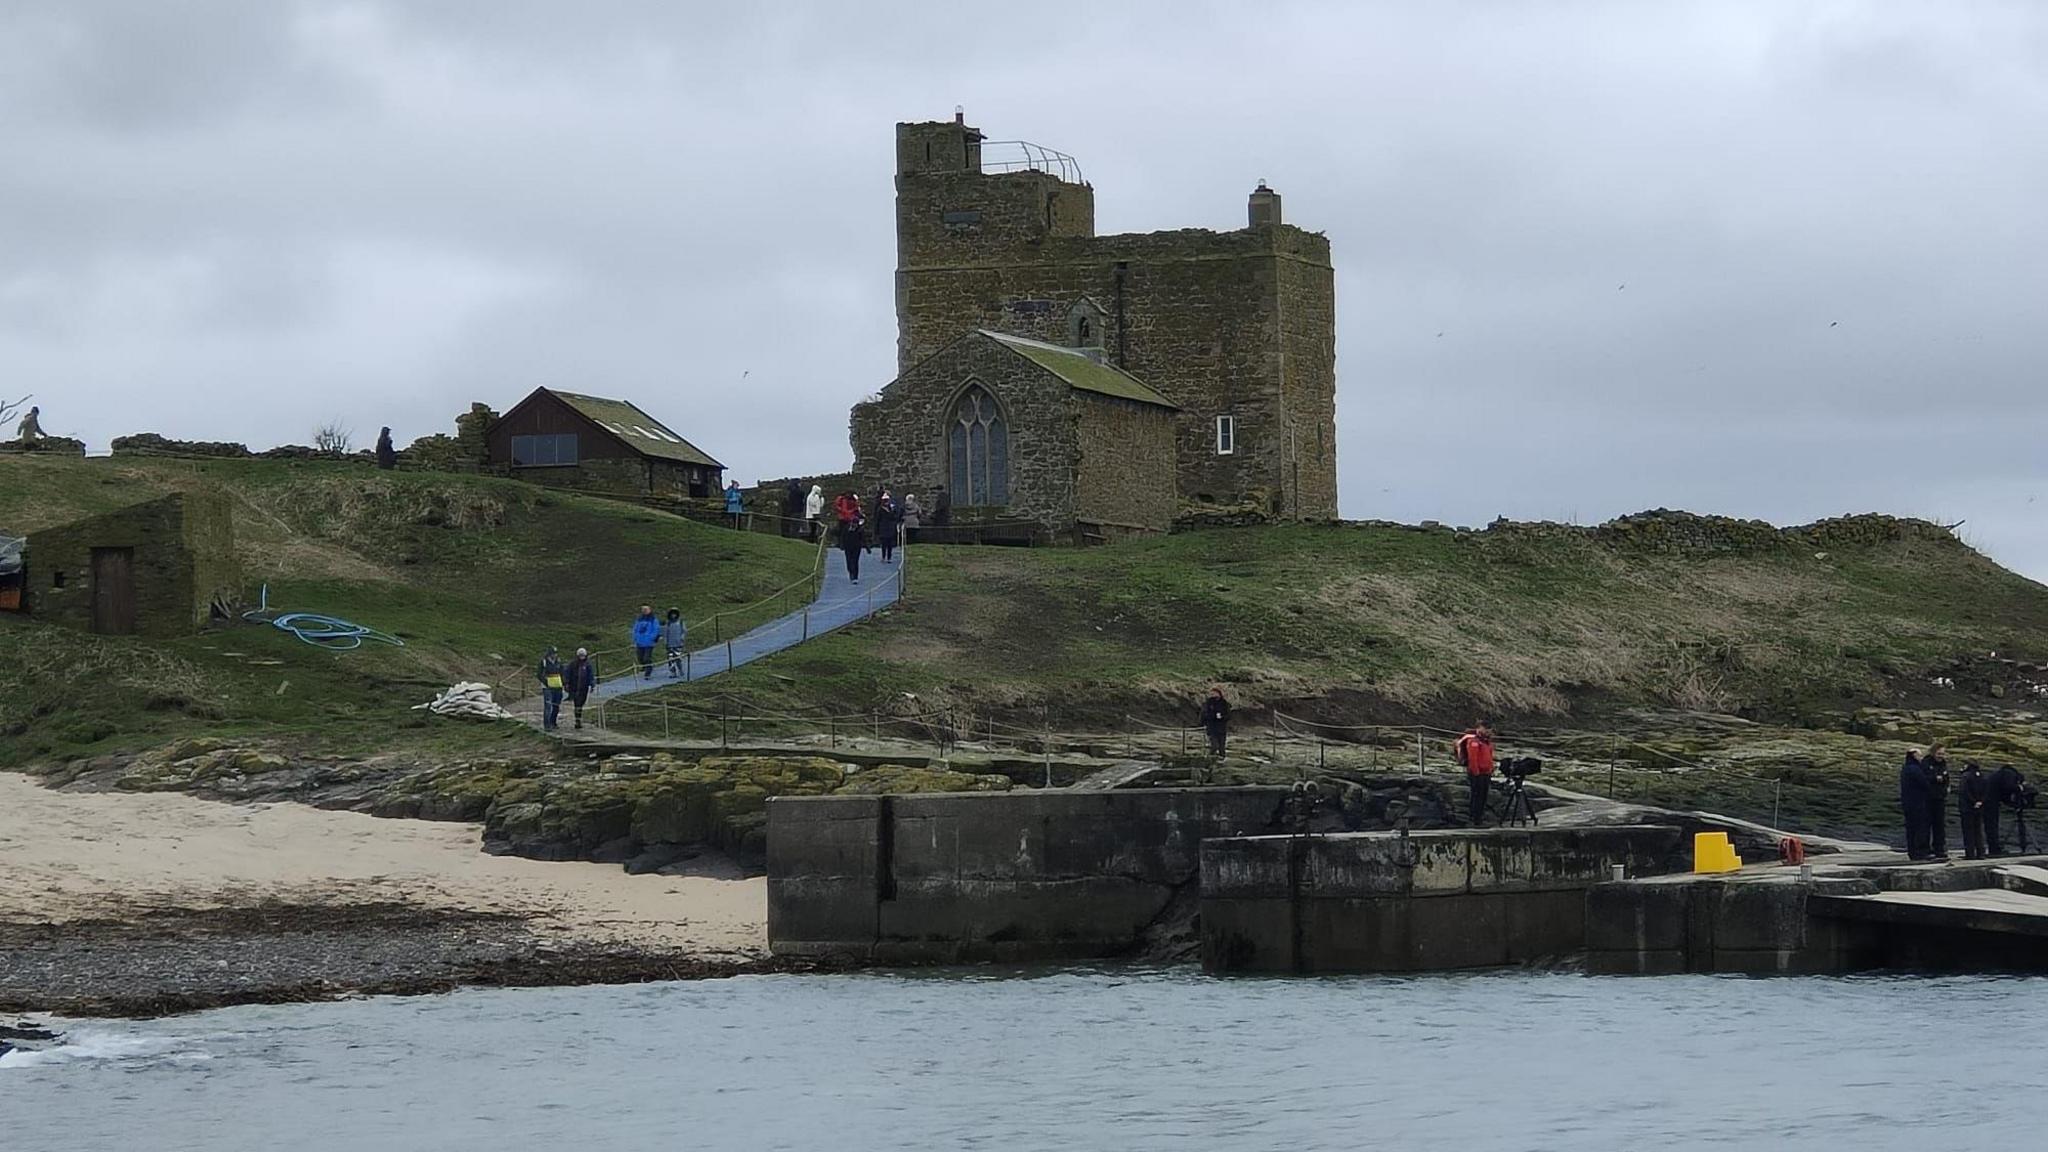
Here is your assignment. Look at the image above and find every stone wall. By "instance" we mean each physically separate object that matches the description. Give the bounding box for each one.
[24,492,240,636]
[851,334,1082,526]
[767,786,1293,961]
[1199,825,1685,973]
[1074,393,1177,531]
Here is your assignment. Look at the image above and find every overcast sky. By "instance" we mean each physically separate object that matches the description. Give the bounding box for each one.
[5,2,2045,577]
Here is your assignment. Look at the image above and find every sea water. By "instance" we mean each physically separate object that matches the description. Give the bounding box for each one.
[3,969,2041,1151]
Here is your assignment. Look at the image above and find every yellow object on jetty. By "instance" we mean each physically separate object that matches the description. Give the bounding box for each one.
[1693,832,1742,874]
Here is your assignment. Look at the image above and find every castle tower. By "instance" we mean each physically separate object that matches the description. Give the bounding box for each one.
[891,114,1337,520]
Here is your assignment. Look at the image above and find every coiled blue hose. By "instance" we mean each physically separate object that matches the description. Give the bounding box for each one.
[269,612,405,650]
[243,584,405,650]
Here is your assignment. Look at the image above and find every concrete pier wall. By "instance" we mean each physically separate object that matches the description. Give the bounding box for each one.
[766,787,1290,961]
[1587,865,2048,975]
[1199,826,1686,973]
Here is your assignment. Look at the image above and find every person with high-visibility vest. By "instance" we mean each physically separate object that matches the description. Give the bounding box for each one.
[537,646,566,732]
[1454,722,1497,827]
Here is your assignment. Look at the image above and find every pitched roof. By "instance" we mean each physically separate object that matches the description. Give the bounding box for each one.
[979,331,1179,409]
[545,390,725,468]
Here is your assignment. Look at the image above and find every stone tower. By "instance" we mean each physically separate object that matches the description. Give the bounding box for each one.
[893,113,1337,519]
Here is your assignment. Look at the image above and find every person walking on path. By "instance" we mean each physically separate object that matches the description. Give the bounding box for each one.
[805,484,825,541]
[724,480,745,529]
[1455,722,1497,828]
[564,647,596,730]
[1958,760,1991,860]
[662,607,687,678]
[375,427,397,470]
[537,646,566,732]
[1899,749,1935,860]
[902,493,923,542]
[631,605,660,679]
[784,479,805,538]
[1925,744,1952,860]
[834,492,865,583]
[875,492,901,564]
[1199,687,1230,757]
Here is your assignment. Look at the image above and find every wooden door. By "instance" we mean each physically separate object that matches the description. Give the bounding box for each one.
[91,547,136,635]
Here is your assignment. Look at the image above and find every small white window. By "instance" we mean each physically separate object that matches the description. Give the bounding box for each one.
[1216,415,1236,455]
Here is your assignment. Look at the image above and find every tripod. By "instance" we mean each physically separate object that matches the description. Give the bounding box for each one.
[1497,773,1539,826]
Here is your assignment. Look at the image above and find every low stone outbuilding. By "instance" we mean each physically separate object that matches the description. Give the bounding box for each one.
[486,388,725,500]
[21,492,240,636]
[851,330,1179,535]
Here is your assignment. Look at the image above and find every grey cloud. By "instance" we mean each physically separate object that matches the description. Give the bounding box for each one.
[3,0,2045,579]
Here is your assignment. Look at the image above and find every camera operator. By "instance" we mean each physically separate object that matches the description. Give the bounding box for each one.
[1454,721,1497,828]
[1958,761,1991,860]
[1986,763,2028,857]
[1925,744,1952,860]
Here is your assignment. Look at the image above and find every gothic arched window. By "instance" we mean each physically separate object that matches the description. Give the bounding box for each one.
[948,385,1009,507]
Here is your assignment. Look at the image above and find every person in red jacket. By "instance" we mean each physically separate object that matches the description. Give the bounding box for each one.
[1455,722,1497,827]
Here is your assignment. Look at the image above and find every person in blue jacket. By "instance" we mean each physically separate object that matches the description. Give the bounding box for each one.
[631,604,661,679]
[724,480,745,529]
[1899,749,1935,860]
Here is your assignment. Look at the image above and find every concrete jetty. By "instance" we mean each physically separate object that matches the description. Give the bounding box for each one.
[1586,853,2048,975]
[1198,826,1685,973]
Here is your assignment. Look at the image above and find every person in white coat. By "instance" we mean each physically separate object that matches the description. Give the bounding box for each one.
[804,484,825,541]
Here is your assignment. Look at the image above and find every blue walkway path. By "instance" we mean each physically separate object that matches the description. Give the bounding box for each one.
[589,547,903,701]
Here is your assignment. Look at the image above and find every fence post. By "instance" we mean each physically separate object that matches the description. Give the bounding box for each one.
[1319,738,1325,772]
[726,639,734,673]
[720,700,728,749]
[662,700,671,740]
[1417,730,1425,774]
[1272,716,1280,765]
[685,649,692,681]
[1772,778,1783,830]
[872,708,880,742]
[830,717,837,748]
[803,608,809,641]
[735,702,743,743]
[1607,736,1617,798]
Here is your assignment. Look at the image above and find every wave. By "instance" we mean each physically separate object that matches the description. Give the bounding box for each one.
[0,1026,210,1070]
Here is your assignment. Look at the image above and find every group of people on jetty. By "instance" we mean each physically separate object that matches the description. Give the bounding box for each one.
[1900,746,2033,860]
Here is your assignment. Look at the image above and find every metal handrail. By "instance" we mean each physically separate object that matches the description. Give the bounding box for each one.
[979,139,1085,184]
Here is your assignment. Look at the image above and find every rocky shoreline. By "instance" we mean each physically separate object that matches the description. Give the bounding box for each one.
[0,899,851,1019]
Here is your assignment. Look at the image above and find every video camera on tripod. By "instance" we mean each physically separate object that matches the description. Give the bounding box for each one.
[1496,756,1543,825]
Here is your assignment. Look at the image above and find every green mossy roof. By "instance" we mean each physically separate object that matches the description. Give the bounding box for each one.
[980,332,1178,409]
[548,390,725,468]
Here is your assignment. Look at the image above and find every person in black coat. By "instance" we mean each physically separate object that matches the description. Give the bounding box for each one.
[374,427,397,470]
[1925,745,1952,860]
[1985,763,2028,856]
[875,493,901,564]
[1899,749,1935,860]
[783,479,805,537]
[1199,687,1230,756]
[1958,761,1991,860]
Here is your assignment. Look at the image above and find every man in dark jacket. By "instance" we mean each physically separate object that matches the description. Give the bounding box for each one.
[1199,687,1230,756]
[784,479,805,538]
[1986,763,2028,856]
[374,427,397,470]
[1899,750,1934,860]
[932,486,952,527]
[1958,761,1991,860]
[1925,745,1952,860]
[564,647,597,730]
[875,493,900,564]
[537,646,565,732]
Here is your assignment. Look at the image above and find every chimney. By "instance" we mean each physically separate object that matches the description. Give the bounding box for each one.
[1248,180,1282,229]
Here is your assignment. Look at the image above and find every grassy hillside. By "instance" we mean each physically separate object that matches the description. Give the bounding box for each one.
[1,455,817,763]
[631,513,2048,735]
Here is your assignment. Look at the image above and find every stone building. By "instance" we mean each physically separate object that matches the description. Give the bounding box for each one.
[858,112,1339,527]
[20,492,239,636]
[853,330,1179,534]
[486,388,724,500]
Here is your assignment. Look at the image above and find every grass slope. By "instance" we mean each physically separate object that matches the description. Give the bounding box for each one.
[628,516,2048,736]
[2,455,816,762]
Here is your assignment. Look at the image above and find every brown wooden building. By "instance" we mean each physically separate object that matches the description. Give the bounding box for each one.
[486,388,725,499]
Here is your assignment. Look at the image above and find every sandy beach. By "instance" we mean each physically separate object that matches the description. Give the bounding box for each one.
[0,773,773,1015]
